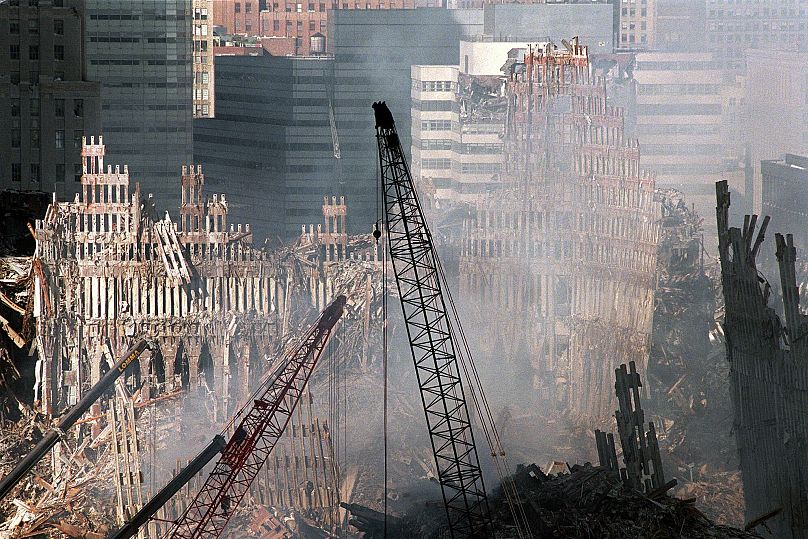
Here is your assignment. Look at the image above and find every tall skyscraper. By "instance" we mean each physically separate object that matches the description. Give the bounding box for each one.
[84,0,194,209]
[194,53,336,240]
[0,0,101,198]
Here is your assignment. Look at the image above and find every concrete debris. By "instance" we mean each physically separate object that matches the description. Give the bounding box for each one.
[647,188,742,526]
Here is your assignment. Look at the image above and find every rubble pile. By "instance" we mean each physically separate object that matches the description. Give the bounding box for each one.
[648,189,741,525]
[0,257,33,422]
[487,463,759,539]
[0,417,119,538]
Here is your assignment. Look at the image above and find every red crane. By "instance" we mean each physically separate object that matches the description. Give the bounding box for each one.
[166,295,347,539]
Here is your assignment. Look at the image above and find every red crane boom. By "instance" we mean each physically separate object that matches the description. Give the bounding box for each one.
[168,295,347,539]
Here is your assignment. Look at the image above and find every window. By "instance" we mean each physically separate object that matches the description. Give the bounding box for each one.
[29,45,39,60]
[308,2,314,9]
[10,72,19,84]
[55,164,65,181]
[55,130,64,149]
[11,164,21,182]
[31,123,40,148]
[54,99,65,118]
[30,71,39,84]
[319,3,325,10]
[235,2,241,12]
[246,2,252,12]
[202,71,209,84]
[297,20,302,31]
[10,20,19,34]
[54,45,65,61]
[202,104,209,116]
[54,71,64,81]
[29,0,38,6]
[309,21,315,31]
[74,163,82,182]
[54,19,64,35]
[53,0,63,5]
[30,98,39,116]
[11,99,20,117]
[30,164,40,183]
[274,20,280,31]
[28,19,38,34]
[11,130,20,148]
[245,22,251,31]
[73,99,83,117]
[10,45,20,60]
[73,130,82,148]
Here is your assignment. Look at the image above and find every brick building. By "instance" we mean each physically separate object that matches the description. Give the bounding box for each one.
[213,0,415,57]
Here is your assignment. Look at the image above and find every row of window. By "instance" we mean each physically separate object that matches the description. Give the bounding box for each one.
[11,98,83,118]
[638,84,722,96]
[9,44,65,61]
[10,128,83,150]
[7,0,65,6]
[9,163,83,184]
[9,18,63,35]
[421,119,454,131]
[420,158,502,174]
[420,80,455,92]
[419,139,503,154]
[412,99,457,112]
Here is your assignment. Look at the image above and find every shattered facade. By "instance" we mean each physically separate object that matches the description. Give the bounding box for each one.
[10,134,387,535]
[459,40,660,423]
[717,180,808,538]
[33,136,279,419]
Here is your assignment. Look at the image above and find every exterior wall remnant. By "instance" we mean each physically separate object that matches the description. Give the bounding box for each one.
[717,179,808,538]
[459,39,660,424]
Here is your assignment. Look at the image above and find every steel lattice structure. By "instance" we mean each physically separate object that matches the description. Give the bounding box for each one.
[373,101,493,538]
[168,295,347,539]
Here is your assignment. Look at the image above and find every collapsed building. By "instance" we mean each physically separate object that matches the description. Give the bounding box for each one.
[716,181,808,537]
[458,40,660,423]
[0,135,388,536]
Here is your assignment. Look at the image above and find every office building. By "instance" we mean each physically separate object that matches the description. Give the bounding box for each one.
[617,0,656,49]
[745,49,808,214]
[213,0,416,57]
[634,51,742,224]
[84,0,194,209]
[761,154,808,253]
[328,8,482,233]
[706,0,808,72]
[194,54,336,240]
[0,0,101,198]
[193,0,215,118]
[411,41,532,205]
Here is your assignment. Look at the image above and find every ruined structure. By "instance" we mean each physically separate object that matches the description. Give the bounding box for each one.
[459,40,659,423]
[716,180,808,537]
[13,136,386,534]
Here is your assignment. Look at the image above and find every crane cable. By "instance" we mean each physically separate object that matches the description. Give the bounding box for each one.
[433,229,533,539]
[375,138,389,536]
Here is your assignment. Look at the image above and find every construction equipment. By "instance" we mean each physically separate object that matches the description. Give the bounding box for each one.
[111,295,345,538]
[0,339,149,501]
[373,101,494,537]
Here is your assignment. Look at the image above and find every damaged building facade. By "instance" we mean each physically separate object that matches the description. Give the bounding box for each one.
[457,40,660,423]
[17,135,386,534]
[717,181,808,538]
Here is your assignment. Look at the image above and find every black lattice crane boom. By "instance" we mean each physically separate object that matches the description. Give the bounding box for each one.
[167,295,347,539]
[373,101,493,537]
